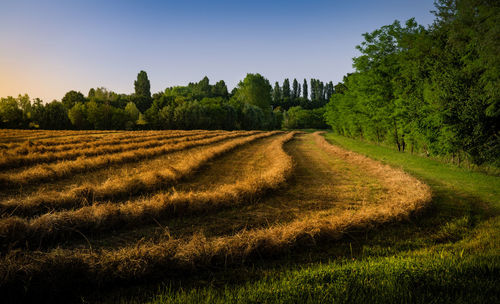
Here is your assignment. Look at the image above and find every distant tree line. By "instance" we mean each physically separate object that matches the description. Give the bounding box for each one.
[271,78,334,111]
[0,72,332,131]
[325,0,499,166]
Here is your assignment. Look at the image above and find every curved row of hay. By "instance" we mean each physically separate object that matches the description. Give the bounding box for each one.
[0,131,279,217]
[0,131,226,169]
[0,131,259,189]
[88,131,430,270]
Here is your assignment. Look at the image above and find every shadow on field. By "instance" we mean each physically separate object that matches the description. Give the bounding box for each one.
[90,172,495,304]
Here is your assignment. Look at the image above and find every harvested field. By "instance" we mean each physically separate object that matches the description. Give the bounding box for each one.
[0,130,431,302]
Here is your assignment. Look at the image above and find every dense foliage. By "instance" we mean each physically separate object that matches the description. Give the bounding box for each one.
[1,72,330,131]
[325,0,499,165]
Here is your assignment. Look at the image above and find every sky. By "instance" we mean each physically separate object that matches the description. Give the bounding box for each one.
[0,0,436,102]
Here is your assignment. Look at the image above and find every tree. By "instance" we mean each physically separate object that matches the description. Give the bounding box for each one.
[272,81,282,108]
[0,97,23,128]
[30,98,45,128]
[282,106,328,129]
[134,70,151,98]
[241,103,266,130]
[15,94,32,126]
[233,73,272,111]
[318,81,325,101]
[125,102,140,122]
[62,90,86,109]
[282,79,291,99]
[212,80,229,98]
[428,0,500,164]
[68,103,89,129]
[134,70,152,112]
[192,76,211,99]
[40,101,71,129]
[111,107,131,130]
[310,79,316,101]
[302,79,308,99]
[326,81,334,100]
[88,88,96,99]
[292,78,300,99]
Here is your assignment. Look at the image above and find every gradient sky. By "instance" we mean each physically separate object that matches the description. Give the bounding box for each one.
[0,0,436,102]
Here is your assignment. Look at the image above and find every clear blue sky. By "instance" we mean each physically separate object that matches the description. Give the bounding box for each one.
[0,0,436,102]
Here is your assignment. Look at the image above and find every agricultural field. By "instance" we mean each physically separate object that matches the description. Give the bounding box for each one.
[1,129,498,303]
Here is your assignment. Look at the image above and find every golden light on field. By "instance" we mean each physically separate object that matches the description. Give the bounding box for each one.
[0,129,431,299]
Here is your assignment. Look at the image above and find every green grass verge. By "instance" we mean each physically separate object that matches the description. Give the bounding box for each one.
[103,132,500,304]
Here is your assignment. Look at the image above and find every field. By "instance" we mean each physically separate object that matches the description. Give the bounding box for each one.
[1,129,497,303]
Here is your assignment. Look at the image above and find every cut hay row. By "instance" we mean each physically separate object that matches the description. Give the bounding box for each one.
[0,131,280,217]
[0,132,293,248]
[0,132,122,150]
[1,130,190,152]
[0,129,117,136]
[0,130,122,144]
[0,131,259,189]
[312,131,432,204]
[0,129,113,139]
[7,130,214,155]
[0,130,160,150]
[0,131,225,169]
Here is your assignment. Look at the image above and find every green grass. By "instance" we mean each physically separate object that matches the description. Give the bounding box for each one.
[141,254,499,304]
[102,131,500,304]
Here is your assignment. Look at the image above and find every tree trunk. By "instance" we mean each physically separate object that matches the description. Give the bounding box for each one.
[393,119,401,151]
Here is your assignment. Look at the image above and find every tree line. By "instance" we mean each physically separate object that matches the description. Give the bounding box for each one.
[271,78,334,111]
[0,72,331,131]
[325,0,499,166]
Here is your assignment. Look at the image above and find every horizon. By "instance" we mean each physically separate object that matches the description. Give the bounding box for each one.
[0,0,436,102]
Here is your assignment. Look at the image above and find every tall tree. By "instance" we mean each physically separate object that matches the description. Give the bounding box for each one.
[326,81,334,100]
[134,71,152,112]
[272,81,282,108]
[292,78,300,99]
[319,81,325,100]
[134,70,151,98]
[303,79,308,99]
[310,79,316,101]
[282,79,291,99]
